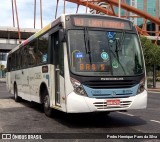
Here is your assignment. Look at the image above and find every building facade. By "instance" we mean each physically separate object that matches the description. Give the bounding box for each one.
[137,0,160,26]
[90,0,159,35]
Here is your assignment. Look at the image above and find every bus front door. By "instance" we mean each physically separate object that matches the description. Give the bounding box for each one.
[52,32,64,106]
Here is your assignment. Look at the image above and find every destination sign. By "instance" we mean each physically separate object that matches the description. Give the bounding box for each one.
[72,17,131,30]
[76,63,111,72]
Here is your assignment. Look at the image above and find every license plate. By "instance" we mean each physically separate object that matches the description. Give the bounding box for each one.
[107,100,120,106]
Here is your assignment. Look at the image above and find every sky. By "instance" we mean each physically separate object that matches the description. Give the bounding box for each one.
[0,0,87,29]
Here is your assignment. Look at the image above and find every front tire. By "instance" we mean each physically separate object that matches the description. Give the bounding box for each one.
[14,84,21,102]
[43,93,53,117]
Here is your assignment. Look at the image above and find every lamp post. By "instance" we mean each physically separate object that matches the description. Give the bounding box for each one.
[118,0,121,17]
[0,61,2,78]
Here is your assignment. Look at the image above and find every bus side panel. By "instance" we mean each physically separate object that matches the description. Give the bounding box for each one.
[29,66,43,103]
[15,69,24,99]
[10,71,15,94]
[59,75,66,111]
[19,68,30,101]
[64,44,74,95]
[63,44,74,112]
[58,43,68,112]
[50,64,55,106]
[29,65,53,104]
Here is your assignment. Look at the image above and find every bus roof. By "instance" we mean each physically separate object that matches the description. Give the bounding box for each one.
[8,15,63,54]
[8,14,132,55]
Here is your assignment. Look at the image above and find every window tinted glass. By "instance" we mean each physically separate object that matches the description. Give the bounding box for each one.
[37,33,48,64]
[8,33,49,70]
[21,47,28,68]
[28,40,37,66]
[11,53,16,70]
[68,30,144,76]
[16,50,20,69]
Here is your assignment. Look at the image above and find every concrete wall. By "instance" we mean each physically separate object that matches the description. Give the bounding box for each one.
[0,43,18,51]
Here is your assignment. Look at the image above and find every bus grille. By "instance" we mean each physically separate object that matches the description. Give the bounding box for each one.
[93,101,132,110]
[83,80,137,89]
[92,92,132,98]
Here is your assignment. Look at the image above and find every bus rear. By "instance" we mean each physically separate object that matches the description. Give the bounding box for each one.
[63,14,147,113]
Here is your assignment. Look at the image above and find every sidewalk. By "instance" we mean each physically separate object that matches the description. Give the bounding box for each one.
[147,88,160,92]
[147,82,160,92]
[0,78,6,83]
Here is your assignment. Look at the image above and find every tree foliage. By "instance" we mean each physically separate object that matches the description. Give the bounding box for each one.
[140,36,160,88]
[140,36,160,67]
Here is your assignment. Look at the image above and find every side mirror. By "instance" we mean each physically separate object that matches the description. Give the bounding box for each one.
[59,29,66,42]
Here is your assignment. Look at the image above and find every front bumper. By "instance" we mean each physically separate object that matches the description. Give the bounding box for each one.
[66,90,147,113]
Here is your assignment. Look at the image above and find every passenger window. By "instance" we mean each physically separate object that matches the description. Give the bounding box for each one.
[21,47,28,68]
[37,33,48,64]
[28,40,37,66]
[11,53,16,70]
[19,49,23,68]
[7,56,11,72]
[16,50,20,69]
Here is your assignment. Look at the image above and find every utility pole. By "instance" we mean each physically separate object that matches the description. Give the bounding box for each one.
[156,0,159,36]
[118,0,121,17]
[0,61,2,78]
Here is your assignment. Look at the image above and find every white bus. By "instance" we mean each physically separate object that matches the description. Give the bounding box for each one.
[6,14,147,117]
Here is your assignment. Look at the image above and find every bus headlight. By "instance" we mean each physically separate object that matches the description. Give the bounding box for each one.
[70,78,87,96]
[137,78,145,94]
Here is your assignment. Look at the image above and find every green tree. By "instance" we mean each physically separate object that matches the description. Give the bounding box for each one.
[140,36,160,88]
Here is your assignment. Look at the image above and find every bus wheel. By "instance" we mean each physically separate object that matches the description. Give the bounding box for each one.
[43,93,53,117]
[14,84,21,102]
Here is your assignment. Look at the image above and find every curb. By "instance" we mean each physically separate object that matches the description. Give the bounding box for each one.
[0,78,6,83]
[148,89,160,93]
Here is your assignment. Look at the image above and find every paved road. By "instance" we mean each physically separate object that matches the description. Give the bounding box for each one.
[0,82,160,142]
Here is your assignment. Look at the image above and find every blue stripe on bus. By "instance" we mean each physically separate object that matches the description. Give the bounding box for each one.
[83,84,139,98]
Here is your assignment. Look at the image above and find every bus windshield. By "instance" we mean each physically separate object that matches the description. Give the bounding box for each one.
[68,30,144,76]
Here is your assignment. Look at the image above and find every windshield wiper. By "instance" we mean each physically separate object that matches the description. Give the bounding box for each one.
[84,27,92,64]
[108,36,126,75]
[115,39,120,61]
[115,38,126,75]
[119,30,125,51]
[115,30,125,58]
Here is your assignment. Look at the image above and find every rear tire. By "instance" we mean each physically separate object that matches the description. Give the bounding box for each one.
[14,84,21,102]
[43,92,53,117]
